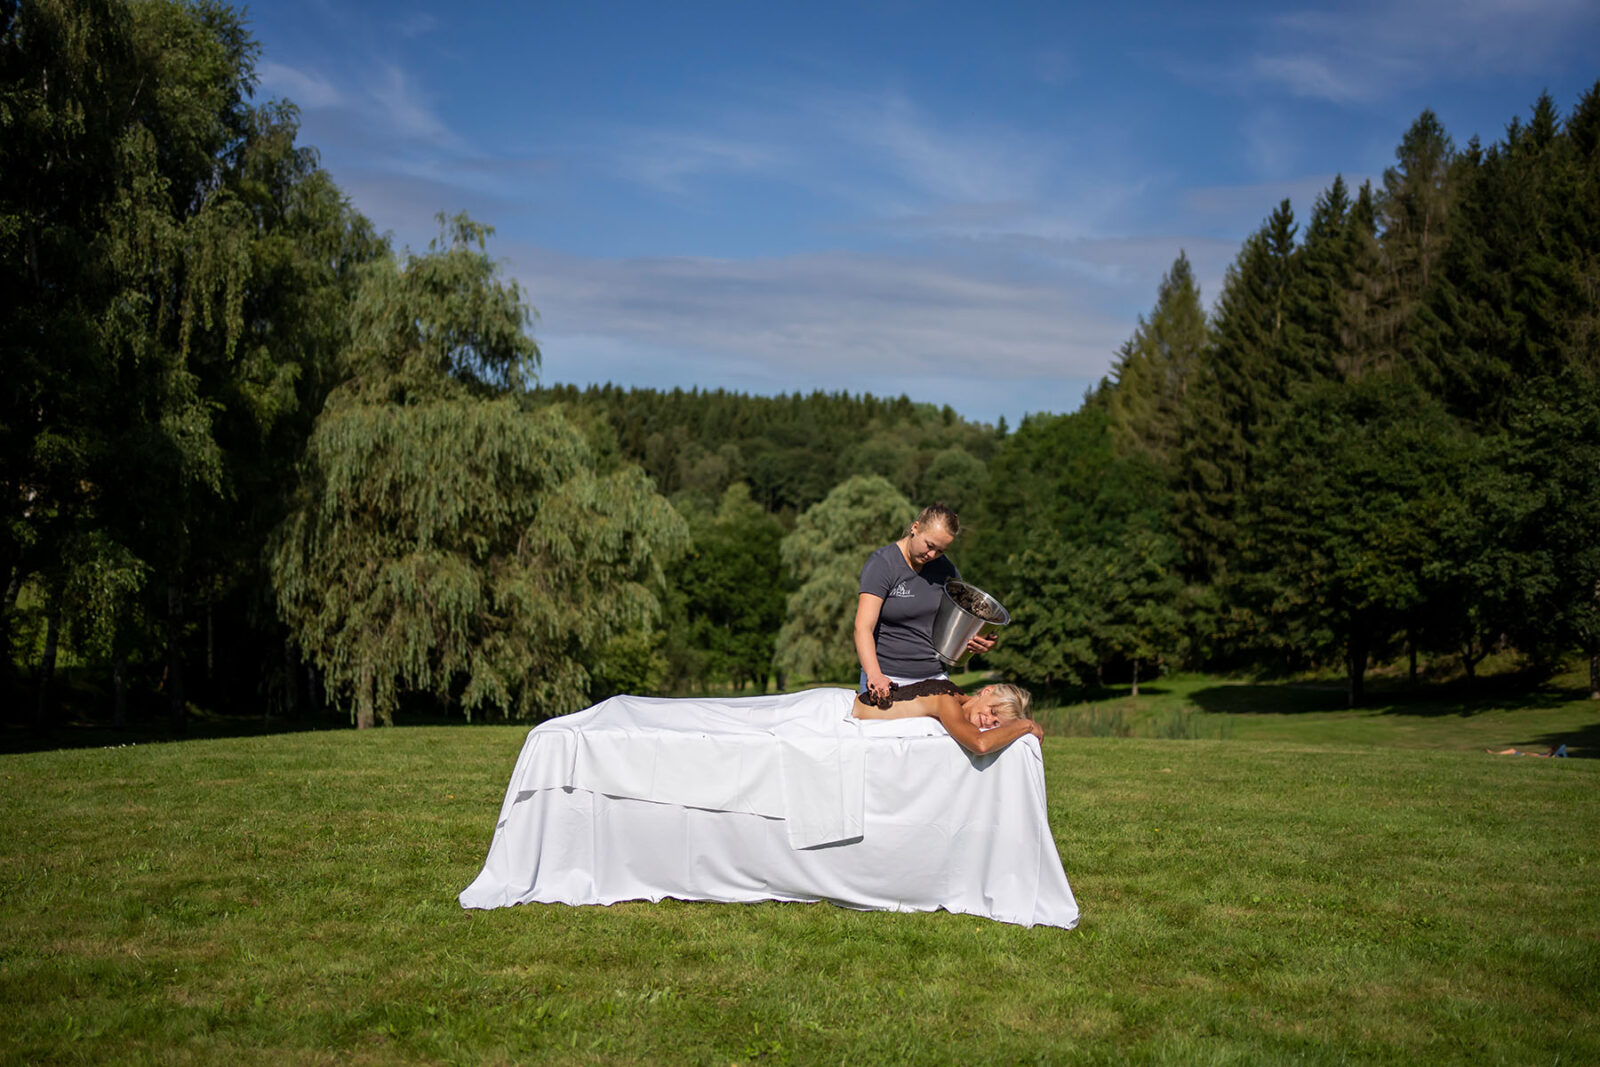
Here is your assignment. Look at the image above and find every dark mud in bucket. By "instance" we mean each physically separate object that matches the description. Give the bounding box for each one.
[931,579,1011,666]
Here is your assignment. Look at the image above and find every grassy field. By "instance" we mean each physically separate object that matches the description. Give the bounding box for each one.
[2,674,1597,1064]
[1021,665,1600,755]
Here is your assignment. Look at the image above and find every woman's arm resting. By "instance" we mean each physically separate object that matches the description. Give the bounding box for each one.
[935,704,1041,756]
[854,593,892,700]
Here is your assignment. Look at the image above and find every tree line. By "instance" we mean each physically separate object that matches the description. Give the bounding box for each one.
[4,1,1596,733]
[975,95,1600,706]
[534,89,1600,709]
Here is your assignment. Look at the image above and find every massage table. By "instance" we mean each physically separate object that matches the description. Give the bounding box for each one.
[459,687,1078,929]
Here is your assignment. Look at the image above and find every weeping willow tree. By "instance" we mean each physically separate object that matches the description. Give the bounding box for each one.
[774,474,913,683]
[271,216,687,727]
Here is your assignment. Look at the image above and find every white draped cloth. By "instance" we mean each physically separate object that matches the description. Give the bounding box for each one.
[459,687,1078,929]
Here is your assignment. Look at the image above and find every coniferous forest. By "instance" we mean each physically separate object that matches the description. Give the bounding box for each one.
[4,1,1598,734]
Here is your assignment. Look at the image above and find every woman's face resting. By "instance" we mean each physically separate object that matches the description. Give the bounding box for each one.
[963,686,1018,731]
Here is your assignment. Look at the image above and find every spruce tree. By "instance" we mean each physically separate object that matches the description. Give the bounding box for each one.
[1174,200,1302,588]
[1106,251,1207,474]
[1292,176,1357,384]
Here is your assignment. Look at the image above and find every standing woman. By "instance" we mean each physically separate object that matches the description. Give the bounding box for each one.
[855,503,996,705]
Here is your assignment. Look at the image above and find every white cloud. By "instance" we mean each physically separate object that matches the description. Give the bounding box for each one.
[1252,0,1600,102]
[502,243,1132,422]
[1250,54,1374,104]
[616,129,790,195]
[257,60,343,109]
[835,91,1052,206]
[1181,173,1357,225]
[597,83,1077,231]
[368,63,461,149]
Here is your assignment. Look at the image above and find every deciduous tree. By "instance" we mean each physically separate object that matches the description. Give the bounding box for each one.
[774,475,912,683]
[271,218,687,725]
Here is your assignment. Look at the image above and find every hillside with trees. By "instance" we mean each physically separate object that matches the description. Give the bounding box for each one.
[4,0,1597,733]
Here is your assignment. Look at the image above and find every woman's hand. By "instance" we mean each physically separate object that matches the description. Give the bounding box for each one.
[865,669,893,702]
[965,631,997,655]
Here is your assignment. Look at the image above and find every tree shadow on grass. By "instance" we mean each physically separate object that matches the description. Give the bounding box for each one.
[0,707,353,756]
[1186,677,1599,758]
[1189,674,1592,720]
[1500,718,1600,759]
[1038,683,1175,706]
[1186,684,1349,716]
[0,674,481,756]
[1362,670,1589,718]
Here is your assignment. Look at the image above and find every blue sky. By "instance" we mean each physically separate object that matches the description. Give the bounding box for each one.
[249,0,1599,426]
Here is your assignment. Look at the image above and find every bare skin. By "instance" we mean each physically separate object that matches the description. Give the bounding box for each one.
[853,684,1043,756]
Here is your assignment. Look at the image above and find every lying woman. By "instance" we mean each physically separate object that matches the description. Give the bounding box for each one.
[854,680,1042,755]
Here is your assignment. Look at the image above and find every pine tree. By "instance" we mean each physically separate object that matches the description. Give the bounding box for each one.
[1371,110,1458,380]
[1174,200,1302,587]
[1336,181,1387,380]
[1292,176,1356,383]
[1106,251,1207,474]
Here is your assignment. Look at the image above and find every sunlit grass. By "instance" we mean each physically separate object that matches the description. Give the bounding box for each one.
[1032,662,1598,755]
[3,684,1597,1064]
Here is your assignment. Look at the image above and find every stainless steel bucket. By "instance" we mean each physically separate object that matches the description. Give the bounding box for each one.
[930,579,1011,665]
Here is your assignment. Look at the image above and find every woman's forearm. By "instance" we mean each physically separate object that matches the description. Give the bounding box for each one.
[854,622,882,676]
[966,718,1037,755]
[938,706,1038,755]
[854,594,887,682]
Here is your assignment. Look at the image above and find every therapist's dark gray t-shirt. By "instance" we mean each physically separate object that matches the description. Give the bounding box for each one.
[858,543,961,677]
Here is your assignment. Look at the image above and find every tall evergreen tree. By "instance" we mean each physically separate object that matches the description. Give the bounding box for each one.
[1371,109,1458,380]
[1292,176,1358,383]
[1416,90,1598,422]
[1174,200,1302,588]
[1105,251,1207,473]
[1336,181,1387,380]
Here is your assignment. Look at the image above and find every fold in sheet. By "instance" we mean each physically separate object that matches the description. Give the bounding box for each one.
[491,688,865,849]
[460,693,1080,929]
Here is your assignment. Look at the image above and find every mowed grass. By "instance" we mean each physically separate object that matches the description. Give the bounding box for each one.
[1028,663,1600,755]
[2,685,1597,1064]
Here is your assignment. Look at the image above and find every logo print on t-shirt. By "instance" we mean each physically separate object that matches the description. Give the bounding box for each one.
[888,581,914,598]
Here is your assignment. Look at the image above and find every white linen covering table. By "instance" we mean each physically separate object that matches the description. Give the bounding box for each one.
[459,687,1078,929]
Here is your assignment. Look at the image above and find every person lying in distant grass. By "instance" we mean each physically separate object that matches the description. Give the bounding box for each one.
[853,680,1042,755]
[1485,744,1568,758]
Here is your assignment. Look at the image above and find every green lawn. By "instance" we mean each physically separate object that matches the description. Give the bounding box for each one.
[1026,666,1600,756]
[3,680,1597,1064]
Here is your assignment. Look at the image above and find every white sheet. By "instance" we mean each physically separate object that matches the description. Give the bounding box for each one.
[459,688,1079,929]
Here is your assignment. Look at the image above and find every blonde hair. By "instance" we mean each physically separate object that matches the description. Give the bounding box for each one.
[988,683,1032,721]
[908,502,960,538]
